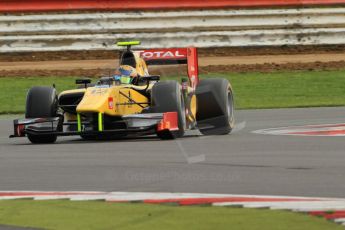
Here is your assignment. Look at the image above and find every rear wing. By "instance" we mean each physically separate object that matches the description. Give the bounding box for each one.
[135,48,199,89]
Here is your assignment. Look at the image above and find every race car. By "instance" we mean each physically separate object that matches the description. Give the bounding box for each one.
[10,41,235,143]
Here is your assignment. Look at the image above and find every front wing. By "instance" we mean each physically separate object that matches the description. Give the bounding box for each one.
[9,112,178,138]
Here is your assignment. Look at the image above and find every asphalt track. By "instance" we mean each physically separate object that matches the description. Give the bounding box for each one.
[1,107,345,198]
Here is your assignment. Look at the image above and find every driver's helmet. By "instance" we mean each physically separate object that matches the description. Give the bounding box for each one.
[113,65,138,84]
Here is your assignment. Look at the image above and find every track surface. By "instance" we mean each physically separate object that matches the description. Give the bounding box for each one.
[1,107,345,198]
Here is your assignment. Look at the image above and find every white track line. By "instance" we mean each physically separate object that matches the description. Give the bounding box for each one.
[1,191,345,226]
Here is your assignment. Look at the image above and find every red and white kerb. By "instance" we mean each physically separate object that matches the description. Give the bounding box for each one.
[253,123,345,137]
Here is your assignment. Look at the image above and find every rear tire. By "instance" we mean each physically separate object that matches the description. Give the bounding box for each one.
[196,78,234,135]
[151,81,185,139]
[25,86,58,144]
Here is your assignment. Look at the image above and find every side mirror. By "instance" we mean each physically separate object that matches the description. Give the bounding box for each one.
[138,75,160,85]
[76,79,91,88]
[98,77,114,85]
[143,75,160,81]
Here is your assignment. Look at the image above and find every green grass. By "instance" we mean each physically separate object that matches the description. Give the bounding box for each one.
[219,71,345,109]
[0,200,342,230]
[0,77,76,114]
[1,70,345,114]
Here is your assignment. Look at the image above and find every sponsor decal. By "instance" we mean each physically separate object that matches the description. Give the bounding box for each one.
[137,48,187,60]
[91,88,108,95]
[108,97,114,109]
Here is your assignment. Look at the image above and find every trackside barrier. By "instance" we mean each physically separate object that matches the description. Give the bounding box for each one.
[1,0,345,12]
[2,8,345,52]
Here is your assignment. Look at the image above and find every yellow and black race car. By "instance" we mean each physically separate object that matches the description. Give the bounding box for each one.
[10,41,235,143]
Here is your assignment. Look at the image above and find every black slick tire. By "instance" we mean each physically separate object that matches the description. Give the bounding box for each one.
[196,78,235,135]
[151,81,186,139]
[25,86,58,144]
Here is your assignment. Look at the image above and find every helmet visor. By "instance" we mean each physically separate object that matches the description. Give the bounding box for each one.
[114,75,132,84]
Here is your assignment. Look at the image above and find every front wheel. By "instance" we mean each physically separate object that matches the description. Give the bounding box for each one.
[151,81,186,139]
[25,86,58,144]
[196,78,235,135]
[27,134,57,144]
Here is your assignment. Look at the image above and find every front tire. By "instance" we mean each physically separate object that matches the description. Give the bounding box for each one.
[25,86,58,144]
[27,134,57,144]
[151,81,186,139]
[196,78,235,135]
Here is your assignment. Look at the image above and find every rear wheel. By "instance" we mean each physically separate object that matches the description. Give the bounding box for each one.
[196,78,234,135]
[25,86,58,144]
[151,81,185,139]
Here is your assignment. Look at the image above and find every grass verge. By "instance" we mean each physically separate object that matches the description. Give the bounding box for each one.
[1,70,345,114]
[0,200,342,230]
[220,70,345,109]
